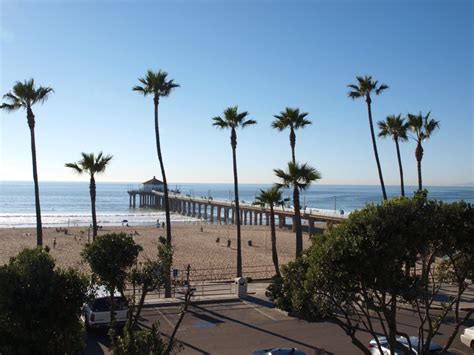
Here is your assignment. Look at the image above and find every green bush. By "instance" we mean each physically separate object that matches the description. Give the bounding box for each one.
[0,247,88,354]
[266,256,326,320]
[111,323,166,355]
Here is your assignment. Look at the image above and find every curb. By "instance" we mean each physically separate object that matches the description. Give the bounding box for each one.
[142,296,240,308]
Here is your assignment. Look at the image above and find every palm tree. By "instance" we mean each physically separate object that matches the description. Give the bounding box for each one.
[272,107,311,163]
[255,186,287,277]
[65,152,113,241]
[348,75,389,200]
[1,79,54,246]
[378,115,409,196]
[407,112,440,191]
[274,162,321,258]
[213,106,257,277]
[133,70,179,298]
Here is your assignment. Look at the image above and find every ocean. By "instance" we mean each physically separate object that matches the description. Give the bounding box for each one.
[0,181,472,228]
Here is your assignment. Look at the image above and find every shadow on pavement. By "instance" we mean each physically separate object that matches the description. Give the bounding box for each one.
[244,294,276,309]
[84,329,111,355]
[192,303,333,354]
[137,321,211,354]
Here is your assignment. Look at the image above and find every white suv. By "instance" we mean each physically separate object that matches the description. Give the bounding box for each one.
[83,285,128,330]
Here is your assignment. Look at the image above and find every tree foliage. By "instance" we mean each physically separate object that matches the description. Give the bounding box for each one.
[115,240,191,355]
[212,106,257,277]
[0,78,54,112]
[347,75,389,201]
[407,111,440,191]
[0,248,88,354]
[266,257,327,320]
[111,323,169,355]
[274,161,321,258]
[133,69,179,298]
[255,186,288,276]
[268,195,473,354]
[1,79,54,247]
[82,232,142,294]
[65,152,113,240]
[128,236,172,329]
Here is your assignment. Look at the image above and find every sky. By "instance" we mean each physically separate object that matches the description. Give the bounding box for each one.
[0,0,472,186]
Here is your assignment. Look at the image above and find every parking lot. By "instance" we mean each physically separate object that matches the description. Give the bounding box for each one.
[139,297,353,354]
[85,291,473,354]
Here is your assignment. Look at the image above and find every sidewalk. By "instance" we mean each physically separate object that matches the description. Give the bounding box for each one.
[140,281,473,312]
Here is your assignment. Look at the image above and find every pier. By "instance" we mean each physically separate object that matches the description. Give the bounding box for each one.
[128,176,164,208]
[142,190,347,233]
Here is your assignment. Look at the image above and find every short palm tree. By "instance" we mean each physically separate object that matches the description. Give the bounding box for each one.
[213,106,257,277]
[274,162,321,258]
[133,70,179,298]
[348,75,389,200]
[1,79,54,246]
[272,107,311,163]
[255,186,288,277]
[65,152,113,241]
[407,112,440,191]
[378,115,409,196]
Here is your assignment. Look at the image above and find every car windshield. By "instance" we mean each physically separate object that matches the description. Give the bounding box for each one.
[91,297,127,312]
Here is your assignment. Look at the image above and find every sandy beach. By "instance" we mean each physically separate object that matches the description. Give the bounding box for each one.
[0,224,317,278]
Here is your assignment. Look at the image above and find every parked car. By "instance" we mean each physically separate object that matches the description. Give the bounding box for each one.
[82,285,128,330]
[460,326,474,349]
[369,336,442,354]
[251,348,305,355]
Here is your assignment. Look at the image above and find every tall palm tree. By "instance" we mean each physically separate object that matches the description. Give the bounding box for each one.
[348,75,389,200]
[274,162,321,258]
[65,152,113,241]
[407,112,440,191]
[133,70,179,298]
[213,106,257,277]
[1,79,54,246]
[378,114,409,196]
[255,186,288,277]
[272,107,311,164]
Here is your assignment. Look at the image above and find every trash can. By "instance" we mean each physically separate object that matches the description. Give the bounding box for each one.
[234,277,247,298]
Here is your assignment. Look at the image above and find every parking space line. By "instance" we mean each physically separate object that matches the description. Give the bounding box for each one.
[155,307,174,328]
[241,300,277,321]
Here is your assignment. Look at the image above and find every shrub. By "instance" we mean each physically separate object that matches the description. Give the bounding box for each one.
[0,247,88,354]
[266,256,326,320]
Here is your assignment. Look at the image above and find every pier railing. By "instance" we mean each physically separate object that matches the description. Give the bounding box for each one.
[152,190,348,224]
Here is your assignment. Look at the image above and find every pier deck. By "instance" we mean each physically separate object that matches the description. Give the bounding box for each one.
[141,191,347,232]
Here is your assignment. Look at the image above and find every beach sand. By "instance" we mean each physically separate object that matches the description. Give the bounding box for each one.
[0,224,319,278]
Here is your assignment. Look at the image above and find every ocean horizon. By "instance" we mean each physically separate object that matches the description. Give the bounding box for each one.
[1,181,472,228]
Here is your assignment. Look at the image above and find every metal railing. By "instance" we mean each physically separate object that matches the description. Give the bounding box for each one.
[125,264,274,300]
[171,264,276,282]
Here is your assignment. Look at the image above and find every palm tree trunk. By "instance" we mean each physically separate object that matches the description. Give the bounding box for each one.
[293,187,303,258]
[231,128,243,278]
[395,138,405,197]
[90,176,97,241]
[366,97,387,200]
[415,142,424,191]
[289,128,296,164]
[269,205,280,277]
[154,96,172,298]
[27,108,43,246]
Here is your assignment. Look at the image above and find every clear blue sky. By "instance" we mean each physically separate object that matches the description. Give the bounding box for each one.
[0,0,472,186]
